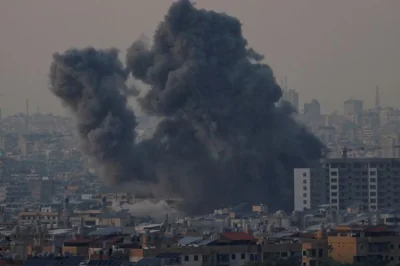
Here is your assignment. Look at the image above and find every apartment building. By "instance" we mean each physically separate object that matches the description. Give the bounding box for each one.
[28,176,54,202]
[18,211,59,227]
[328,225,400,265]
[293,168,326,211]
[294,158,400,211]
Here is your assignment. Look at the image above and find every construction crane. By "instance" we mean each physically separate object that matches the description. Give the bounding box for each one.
[322,145,400,159]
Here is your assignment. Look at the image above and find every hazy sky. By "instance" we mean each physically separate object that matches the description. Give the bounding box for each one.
[0,0,399,116]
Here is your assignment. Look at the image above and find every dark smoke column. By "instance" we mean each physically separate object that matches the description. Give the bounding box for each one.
[127,0,325,213]
[50,47,140,184]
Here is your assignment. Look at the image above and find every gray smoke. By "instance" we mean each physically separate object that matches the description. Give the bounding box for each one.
[126,0,324,214]
[49,48,141,184]
[49,0,324,215]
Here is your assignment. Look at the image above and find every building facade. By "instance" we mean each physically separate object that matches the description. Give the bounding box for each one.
[294,158,400,212]
[304,99,321,117]
[294,168,326,211]
[344,100,363,115]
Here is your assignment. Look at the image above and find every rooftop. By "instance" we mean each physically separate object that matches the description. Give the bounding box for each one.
[221,232,256,241]
[333,225,390,233]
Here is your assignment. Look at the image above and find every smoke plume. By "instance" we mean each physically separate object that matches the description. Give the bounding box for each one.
[49,48,141,184]
[49,0,324,215]
[126,0,324,213]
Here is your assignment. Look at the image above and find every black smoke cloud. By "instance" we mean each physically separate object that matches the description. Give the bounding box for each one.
[49,0,324,214]
[127,0,324,214]
[49,48,141,184]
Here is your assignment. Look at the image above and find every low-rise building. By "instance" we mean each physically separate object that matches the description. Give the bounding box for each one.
[328,225,400,265]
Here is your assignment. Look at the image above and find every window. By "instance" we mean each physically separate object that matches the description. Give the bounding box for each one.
[370,171,376,176]
[331,178,337,183]
[303,173,307,177]
[311,249,316,257]
[331,185,338,190]
[303,179,307,184]
[331,192,337,197]
[303,193,307,197]
[370,185,377,189]
[331,199,338,203]
[184,256,189,261]
[370,178,376,183]
[303,200,308,204]
[241,254,245,260]
[194,255,199,261]
[370,192,376,196]
[318,249,323,257]
[231,254,236,260]
[370,199,376,203]
[331,171,338,176]
[303,187,307,191]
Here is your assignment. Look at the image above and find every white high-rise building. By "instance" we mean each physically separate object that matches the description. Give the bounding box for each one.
[293,167,326,211]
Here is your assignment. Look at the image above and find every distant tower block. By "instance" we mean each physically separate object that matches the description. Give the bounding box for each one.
[25,98,30,132]
[26,98,29,116]
[375,86,380,109]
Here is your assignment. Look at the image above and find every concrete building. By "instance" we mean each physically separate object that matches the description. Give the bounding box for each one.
[344,100,364,125]
[0,183,30,202]
[294,158,400,212]
[380,134,400,158]
[293,168,326,211]
[344,100,363,115]
[28,176,54,202]
[304,99,321,117]
[18,211,59,227]
[328,225,400,265]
